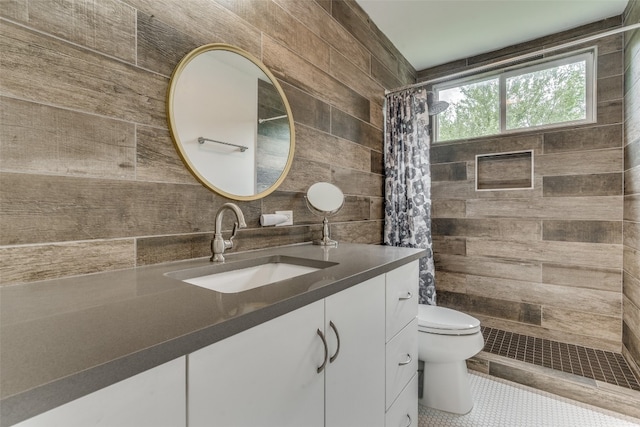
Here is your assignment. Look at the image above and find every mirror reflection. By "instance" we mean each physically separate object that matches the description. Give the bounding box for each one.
[167,44,295,200]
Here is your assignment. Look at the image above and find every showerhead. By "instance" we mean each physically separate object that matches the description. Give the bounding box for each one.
[427,100,449,116]
[426,90,449,116]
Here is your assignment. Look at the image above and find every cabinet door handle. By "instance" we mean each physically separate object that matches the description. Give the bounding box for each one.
[316,329,328,373]
[399,292,412,301]
[398,354,412,366]
[403,414,412,427]
[329,321,340,363]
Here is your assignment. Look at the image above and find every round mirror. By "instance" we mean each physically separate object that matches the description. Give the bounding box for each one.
[167,44,295,201]
[305,182,344,247]
[306,182,344,214]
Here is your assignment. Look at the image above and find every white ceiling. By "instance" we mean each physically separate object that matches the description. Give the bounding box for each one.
[356,0,629,71]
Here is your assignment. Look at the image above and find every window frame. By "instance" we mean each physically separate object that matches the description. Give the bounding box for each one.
[433,47,597,143]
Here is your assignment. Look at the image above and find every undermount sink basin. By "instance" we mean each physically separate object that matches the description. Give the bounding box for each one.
[166,255,337,293]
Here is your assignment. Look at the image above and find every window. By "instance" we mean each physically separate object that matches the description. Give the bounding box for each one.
[434,49,596,142]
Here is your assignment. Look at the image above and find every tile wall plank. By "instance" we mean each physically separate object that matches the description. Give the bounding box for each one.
[215,0,330,72]
[0,20,167,128]
[434,253,542,282]
[0,240,135,286]
[466,239,623,269]
[295,124,371,173]
[536,149,623,176]
[542,263,622,292]
[330,107,382,150]
[273,0,370,73]
[263,35,370,122]
[136,125,195,184]
[542,220,622,244]
[544,124,623,153]
[0,97,135,179]
[432,218,541,241]
[464,275,622,316]
[126,0,261,59]
[0,172,262,245]
[466,196,623,220]
[2,0,136,63]
[542,307,622,342]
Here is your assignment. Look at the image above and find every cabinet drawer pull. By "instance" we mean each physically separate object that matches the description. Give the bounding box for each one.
[398,354,412,366]
[403,414,412,427]
[329,321,341,363]
[317,329,328,373]
[398,292,412,301]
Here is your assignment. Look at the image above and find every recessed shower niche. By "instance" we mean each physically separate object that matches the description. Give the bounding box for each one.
[475,150,534,191]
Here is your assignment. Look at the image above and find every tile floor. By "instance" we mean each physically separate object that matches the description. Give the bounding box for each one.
[418,372,640,426]
[481,327,640,391]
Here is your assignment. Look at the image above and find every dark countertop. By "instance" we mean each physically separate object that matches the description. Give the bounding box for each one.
[0,243,425,426]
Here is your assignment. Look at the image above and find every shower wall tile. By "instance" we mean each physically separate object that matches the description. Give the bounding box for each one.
[438,291,542,326]
[542,173,623,197]
[430,162,468,181]
[466,197,623,220]
[598,75,624,103]
[427,27,626,352]
[543,125,623,153]
[432,218,541,241]
[435,254,542,283]
[431,199,466,218]
[542,307,622,343]
[542,220,622,244]
[541,264,622,292]
[535,148,623,176]
[466,239,622,269]
[431,237,467,256]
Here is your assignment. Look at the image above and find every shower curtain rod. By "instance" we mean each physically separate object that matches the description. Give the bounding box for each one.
[386,22,640,96]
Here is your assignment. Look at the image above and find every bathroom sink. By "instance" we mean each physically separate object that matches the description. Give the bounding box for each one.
[166,255,337,293]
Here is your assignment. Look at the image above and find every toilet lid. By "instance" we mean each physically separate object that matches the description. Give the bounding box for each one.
[417,305,481,335]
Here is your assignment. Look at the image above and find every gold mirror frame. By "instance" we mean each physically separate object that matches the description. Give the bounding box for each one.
[166,43,295,201]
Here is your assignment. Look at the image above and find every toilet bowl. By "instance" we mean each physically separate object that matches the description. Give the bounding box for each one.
[417,304,484,414]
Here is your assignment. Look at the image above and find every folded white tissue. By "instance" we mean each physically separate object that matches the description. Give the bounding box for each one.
[260,214,289,227]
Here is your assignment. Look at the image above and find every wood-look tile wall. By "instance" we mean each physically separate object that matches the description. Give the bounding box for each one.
[419,19,627,352]
[623,0,640,376]
[0,0,415,286]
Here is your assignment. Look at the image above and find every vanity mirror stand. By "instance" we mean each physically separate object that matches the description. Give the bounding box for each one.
[305,182,344,247]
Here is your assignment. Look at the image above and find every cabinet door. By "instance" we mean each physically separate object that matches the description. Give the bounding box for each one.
[189,300,325,427]
[325,275,386,427]
[14,357,186,427]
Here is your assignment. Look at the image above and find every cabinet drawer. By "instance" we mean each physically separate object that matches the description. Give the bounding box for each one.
[385,374,418,427]
[385,318,418,410]
[386,260,419,341]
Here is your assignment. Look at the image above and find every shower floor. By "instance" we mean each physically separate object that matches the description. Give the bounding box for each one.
[481,326,640,391]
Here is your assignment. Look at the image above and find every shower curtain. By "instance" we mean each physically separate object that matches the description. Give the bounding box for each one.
[383,88,437,305]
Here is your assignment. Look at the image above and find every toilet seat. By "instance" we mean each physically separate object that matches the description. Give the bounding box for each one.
[417,305,481,335]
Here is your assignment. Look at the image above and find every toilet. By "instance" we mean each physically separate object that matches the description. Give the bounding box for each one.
[416,304,484,414]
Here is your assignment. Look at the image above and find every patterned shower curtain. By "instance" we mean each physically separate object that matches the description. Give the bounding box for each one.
[383,88,437,305]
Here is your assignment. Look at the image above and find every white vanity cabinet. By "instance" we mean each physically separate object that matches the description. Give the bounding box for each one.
[384,260,419,427]
[13,357,186,427]
[188,275,386,427]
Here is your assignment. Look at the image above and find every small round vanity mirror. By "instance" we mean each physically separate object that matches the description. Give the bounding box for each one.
[167,43,295,201]
[306,182,344,246]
